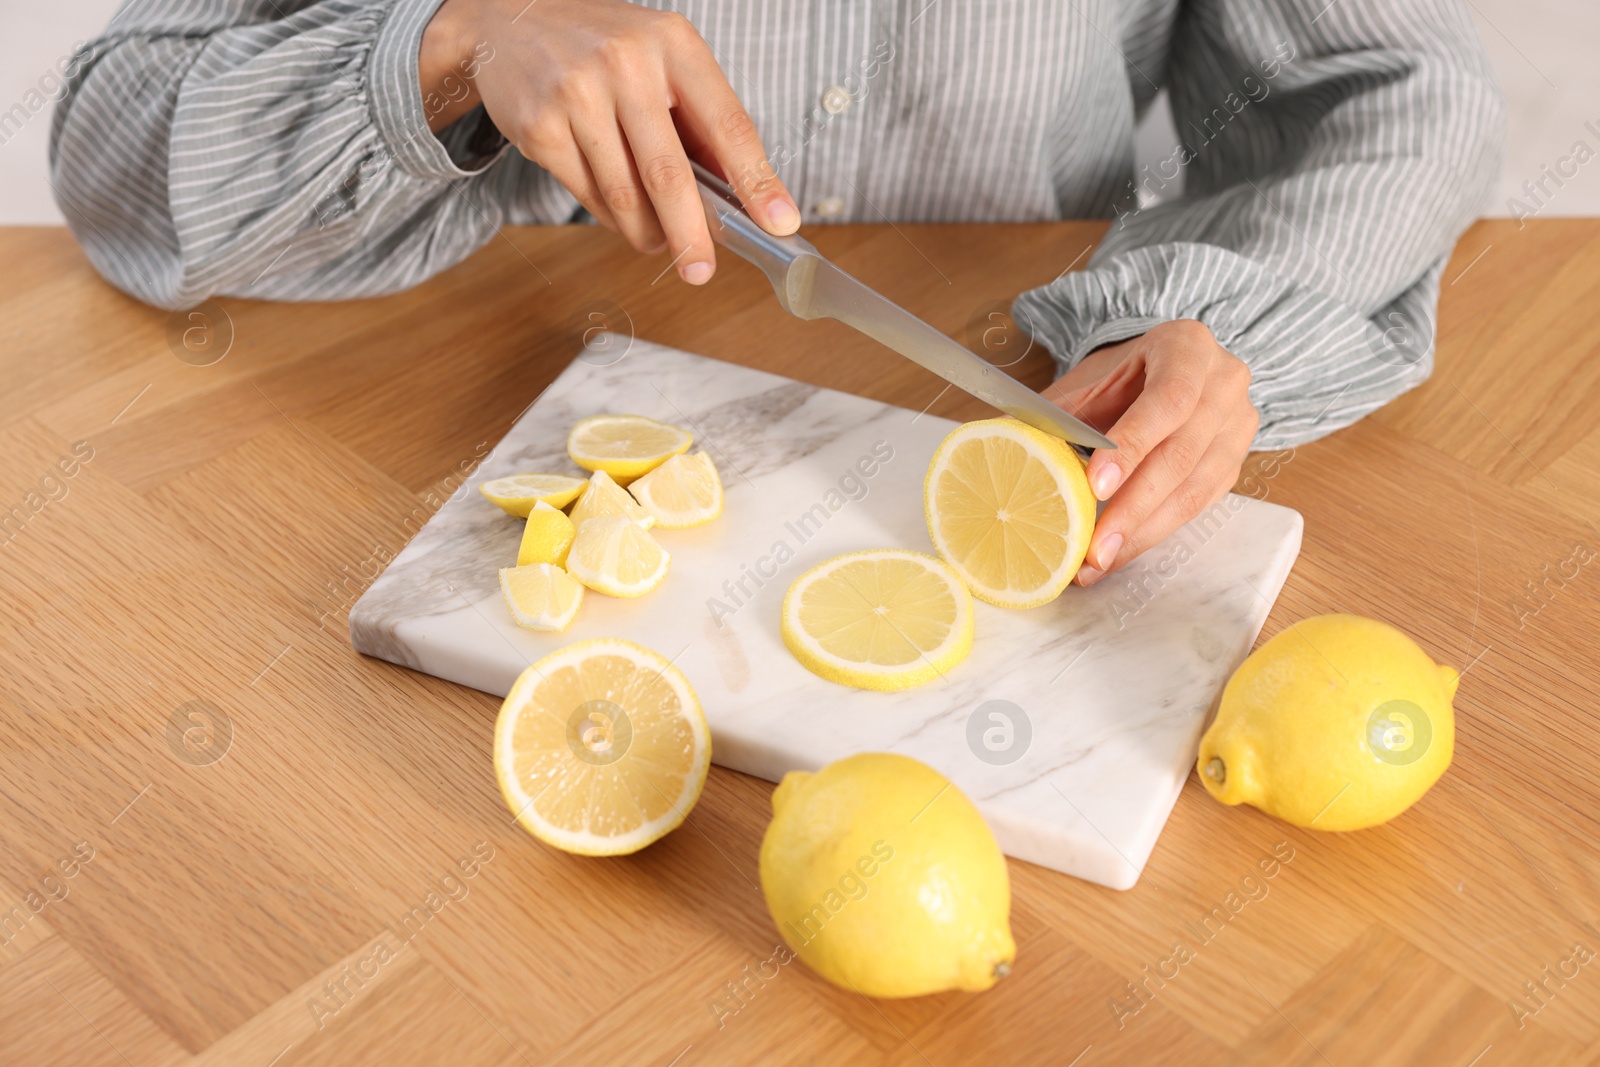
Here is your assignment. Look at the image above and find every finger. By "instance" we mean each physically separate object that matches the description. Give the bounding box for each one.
[1084,397,1224,572]
[1084,330,1209,501]
[571,104,669,254]
[1077,430,1248,586]
[506,109,625,235]
[530,131,621,234]
[1041,345,1141,430]
[616,95,715,283]
[669,48,799,236]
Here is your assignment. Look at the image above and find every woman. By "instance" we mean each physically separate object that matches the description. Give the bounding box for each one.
[49,0,1502,582]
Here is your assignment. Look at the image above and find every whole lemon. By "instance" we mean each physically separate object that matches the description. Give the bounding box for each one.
[1197,614,1459,831]
[759,753,1015,998]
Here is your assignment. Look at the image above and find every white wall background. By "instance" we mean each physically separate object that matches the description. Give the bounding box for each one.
[1,2,124,224]
[1135,0,1600,220]
[3,1,1596,225]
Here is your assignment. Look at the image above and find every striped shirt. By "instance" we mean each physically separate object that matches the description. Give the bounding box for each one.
[49,0,1504,448]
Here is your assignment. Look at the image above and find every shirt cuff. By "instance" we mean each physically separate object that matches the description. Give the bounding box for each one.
[369,0,507,180]
[1011,241,1441,450]
[437,104,510,170]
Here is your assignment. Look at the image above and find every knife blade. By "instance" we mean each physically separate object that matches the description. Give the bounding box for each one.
[693,163,1115,452]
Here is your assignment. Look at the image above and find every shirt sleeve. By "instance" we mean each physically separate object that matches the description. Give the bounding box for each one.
[48,0,569,310]
[1011,0,1505,449]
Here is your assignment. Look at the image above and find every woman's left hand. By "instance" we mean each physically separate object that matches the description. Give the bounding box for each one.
[1040,319,1259,586]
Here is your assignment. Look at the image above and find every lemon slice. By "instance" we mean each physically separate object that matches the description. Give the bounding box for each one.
[567,414,693,484]
[480,473,588,517]
[626,451,723,529]
[517,501,577,567]
[568,470,655,529]
[495,638,712,855]
[924,418,1097,608]
[566,514,670,597]
[781,549,974,691]
[499,563,585,631]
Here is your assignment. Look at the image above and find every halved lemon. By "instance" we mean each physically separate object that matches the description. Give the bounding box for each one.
[480,473,588,517]
[517,500,577,567]
[924,418,1097,608]
[499,563,584,631]
[627,451,723,529]
[569,470,655,529]
[780,549,974,691]
[567,414,693,484]
[566,514,670,597]
[494,638,712,855]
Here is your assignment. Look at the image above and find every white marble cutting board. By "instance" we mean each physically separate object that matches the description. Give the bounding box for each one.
[351,339,1302,889]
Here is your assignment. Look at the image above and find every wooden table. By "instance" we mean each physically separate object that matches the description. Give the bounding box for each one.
[1,218,1597,1067]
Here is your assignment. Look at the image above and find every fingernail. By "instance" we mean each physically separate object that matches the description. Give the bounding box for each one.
[682,261,713,285]
[767,200,800,234]
[1092,532,1123,570]
[1077,564,1103,586]
[1091,463,1122,500]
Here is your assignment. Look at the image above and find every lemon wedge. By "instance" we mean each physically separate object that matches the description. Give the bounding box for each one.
[517,500,577,567]
[780,549,974,691]
[494,638,711,855]
[480,473,588,517]
[499,563,585,631]
[626,451,723,529]
[924,418,1097,608]
[567,414,693,485]
[568,470,655,529]
[566,514,670,597]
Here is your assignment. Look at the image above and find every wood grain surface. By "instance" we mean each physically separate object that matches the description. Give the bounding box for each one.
[1,218,1598,1066]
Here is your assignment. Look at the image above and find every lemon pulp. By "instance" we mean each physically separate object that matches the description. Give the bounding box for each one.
[567,414,693,484]
[627,451,723,528]
[925,419,1096,608]
[499,563,584,631]
[494,638,711,855]
[566,514,670,597]
[569,470,655,529]
[781,549,973,691]
[480,473,588,517]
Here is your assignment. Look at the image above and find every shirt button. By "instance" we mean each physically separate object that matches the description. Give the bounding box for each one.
[813,197,846,219]
[820,86,852,115]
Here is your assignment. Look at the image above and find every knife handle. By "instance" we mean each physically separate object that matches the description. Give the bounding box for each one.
[693,162,821,311]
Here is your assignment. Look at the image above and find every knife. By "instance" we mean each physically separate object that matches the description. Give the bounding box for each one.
[692,162,1115,452]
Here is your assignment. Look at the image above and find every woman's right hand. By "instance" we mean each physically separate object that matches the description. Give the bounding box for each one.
[420,0,800,284]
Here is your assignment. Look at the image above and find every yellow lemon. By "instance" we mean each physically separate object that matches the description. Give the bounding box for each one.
[499,563,584,632]
[480,473,588,517]
[627,451,723,528]
[924,418,1097,608]
[495,638,711,855]
[1197,614,1459,831]
[780,549,974,691]
[517,500,576,567]
[760,753,1015,998]
[567,414,692,485]
[566,514,670,597]
[568,470,655,529]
